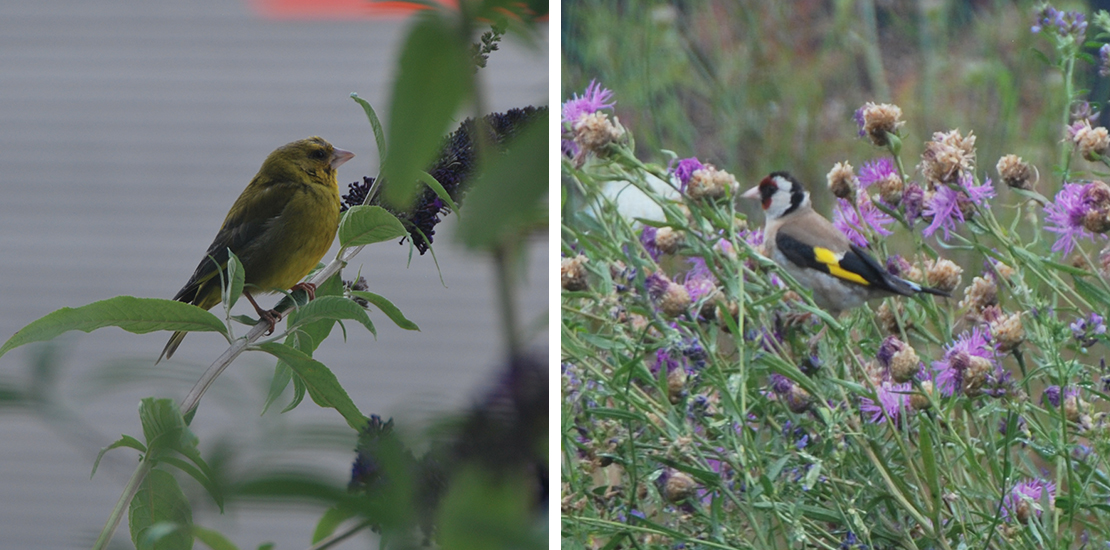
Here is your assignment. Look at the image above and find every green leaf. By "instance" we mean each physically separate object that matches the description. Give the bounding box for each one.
[380,14,472,210]
[256,342,367,431]
[262,361,293,416]
[161,455,224,513]
[193,525,240,550]
[350,291,419,331]
[417,170,461,217]
[139,398,198,456]
[457,116,546,249]
[92,434,147,477]
[0,296,228,359]
[350,93,387,169]
[284,374,308,413]
[130,469,193,550]
[436,467,537,550]
[338,205,409,248]
[224,249,245,310]
[312,506,358,544]
[290,296,376,337]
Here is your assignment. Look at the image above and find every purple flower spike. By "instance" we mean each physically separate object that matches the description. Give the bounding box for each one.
[833,196,893,248]
[922,185,965,241]
[562,80,616,126]
[1045,182,1106,255]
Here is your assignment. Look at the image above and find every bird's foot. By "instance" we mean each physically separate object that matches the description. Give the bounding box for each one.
[291,282,317,302]
[258,309,282,335]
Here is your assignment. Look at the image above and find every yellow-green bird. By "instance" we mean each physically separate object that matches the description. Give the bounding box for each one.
[158,137,355,362]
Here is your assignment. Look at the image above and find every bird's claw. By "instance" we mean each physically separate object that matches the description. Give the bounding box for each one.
[259,309,282,335]
[291,282,317,302]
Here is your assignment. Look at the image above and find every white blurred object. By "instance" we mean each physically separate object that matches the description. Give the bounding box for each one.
[596,172,680,223]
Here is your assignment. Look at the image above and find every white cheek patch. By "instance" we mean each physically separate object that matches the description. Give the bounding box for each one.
[765,186,796,218]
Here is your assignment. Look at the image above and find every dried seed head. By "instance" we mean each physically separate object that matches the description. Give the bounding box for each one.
[989,311,1025,353]
[573,111,625,155]
[877,173,905,205]
[925,258,963,293]
[561,255,589,291]
[920,129,977,186]
[654,226,685,255]
[962,355,993,396]
[996,154,1035,190]
[959,275,999,316]
[889,344,922,383]
[667,368,687,404]
[1071,121,1110,161]
[858,102,906,147]
[659,282,691,317]
[911,380,934,410]
[663,470,698,502]
[876,300,910,335]
[686,165,739,201]
[827,161,859,200]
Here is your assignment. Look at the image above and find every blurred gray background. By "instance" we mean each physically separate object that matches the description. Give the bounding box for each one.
[0,1,548,548]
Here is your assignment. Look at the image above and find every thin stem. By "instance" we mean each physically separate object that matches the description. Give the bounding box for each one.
[91,459,154,550]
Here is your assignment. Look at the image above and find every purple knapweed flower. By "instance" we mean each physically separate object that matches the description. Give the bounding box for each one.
[1045,182,1110,254]
[933,327,996,396]
[833,194,893,247]
[859,380,912,424]
[1071,312,1107,347]
[922,174,994,241]
[858,157,897,189]
[680,257,717,302]
[902,182,926,223]
[639,225,662,262]
[673,157,705,191]
[562,80,615,126]
[1002,478,1056,523]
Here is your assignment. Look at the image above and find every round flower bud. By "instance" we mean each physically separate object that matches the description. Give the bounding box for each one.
[876,300,910,335]
[989,311,1025,353]
[889,345,922,383]
[659,282,691,317]
[663,470,698,502]
[996,154,1035,190]
[958,275,999,316]
[911,380,934,410]
[667,367,687,404]
[1071,121,1110,161]
[561,255,589,291]
[925,258,963,293]
[857,102,906,148]
[962,355,993,396]
[654,226,685,255]
[877,173,905,205]
[827,161,859,201]
[686,165,739,201]
[573,112,625,155]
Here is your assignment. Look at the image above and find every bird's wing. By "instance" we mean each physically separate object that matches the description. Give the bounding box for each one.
[171,182,293,306]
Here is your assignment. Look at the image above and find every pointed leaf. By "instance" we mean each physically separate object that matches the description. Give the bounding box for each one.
[93,434,147,477]
[256,342,366,431]
[262,361,293,416]
[338,205,409,248]
[290,296,376,337]
[0,297,228,358]
[224,249,245,310]
[130,469,193,550]
[351,93,387,169]
[161,455,224,512]
[417,170,460,217]
[139,398,199,461]
[312,506,358,544]
[350,291,419,331]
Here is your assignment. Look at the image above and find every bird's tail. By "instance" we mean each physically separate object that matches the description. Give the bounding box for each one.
[157,331,187,364]
[895,276,951,298]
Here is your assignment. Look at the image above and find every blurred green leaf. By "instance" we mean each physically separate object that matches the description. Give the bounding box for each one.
[129,469,193,550]
[457,117,546,249]
[436,467,542,550]
[192,526,239,550]
[0,297,228,359]
[338,205,409,248]
[380,14,472,210]
[312,506,359,544]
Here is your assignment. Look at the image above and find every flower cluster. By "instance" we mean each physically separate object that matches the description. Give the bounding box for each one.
[1044,181,1110,254]
[932,327,1002,397]
[562,81,623,161]
[1032,5,1087,42]
[1002,478,1056,524]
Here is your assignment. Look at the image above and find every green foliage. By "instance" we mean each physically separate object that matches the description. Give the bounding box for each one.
[337,205,409,248]
[256,342,367,431]
[0,297,229,359]
[130,469,193,550]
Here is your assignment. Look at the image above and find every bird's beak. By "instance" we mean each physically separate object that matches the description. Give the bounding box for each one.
[740,186,761,201]
[331,148,355,169]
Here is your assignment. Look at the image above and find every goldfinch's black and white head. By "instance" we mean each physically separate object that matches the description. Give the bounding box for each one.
[742,171,810,221]
[741,171,949,316]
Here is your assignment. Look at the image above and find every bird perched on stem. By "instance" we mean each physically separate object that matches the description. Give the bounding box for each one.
[741,171,948,316]
[158,137,355,362]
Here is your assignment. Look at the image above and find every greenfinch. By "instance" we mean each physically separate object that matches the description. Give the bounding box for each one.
[159,137,355,362]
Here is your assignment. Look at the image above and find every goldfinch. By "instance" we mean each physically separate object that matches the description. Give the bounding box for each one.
[741,171,949,315]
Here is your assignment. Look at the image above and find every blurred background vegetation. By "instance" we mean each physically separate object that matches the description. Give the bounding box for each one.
[563,0,1110,214]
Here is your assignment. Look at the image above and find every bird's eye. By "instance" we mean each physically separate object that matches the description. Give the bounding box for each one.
[310,148,328,161]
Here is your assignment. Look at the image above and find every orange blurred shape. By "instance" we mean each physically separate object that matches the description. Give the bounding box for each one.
[249,0,458,20]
